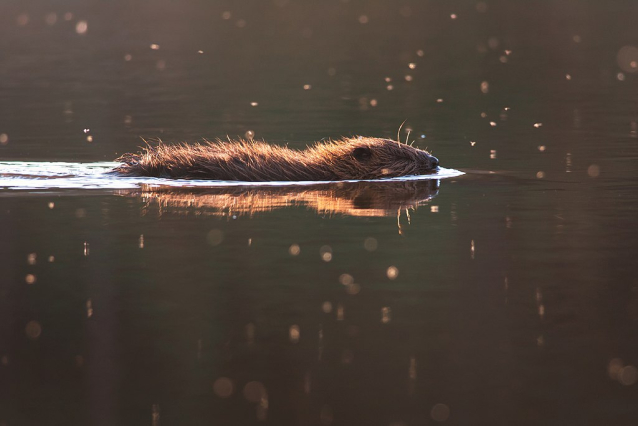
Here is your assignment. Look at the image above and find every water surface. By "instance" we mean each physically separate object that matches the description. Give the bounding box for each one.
[1,1,638,425]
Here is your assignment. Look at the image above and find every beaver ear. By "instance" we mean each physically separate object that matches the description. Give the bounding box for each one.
[352,146,372,161]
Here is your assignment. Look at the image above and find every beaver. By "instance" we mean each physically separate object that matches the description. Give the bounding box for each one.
[113,137,439,181]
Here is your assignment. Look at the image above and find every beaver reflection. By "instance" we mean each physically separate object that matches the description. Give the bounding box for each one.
[118,180,440,219]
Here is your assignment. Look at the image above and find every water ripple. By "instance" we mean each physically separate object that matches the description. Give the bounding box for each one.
[0,161,464,190]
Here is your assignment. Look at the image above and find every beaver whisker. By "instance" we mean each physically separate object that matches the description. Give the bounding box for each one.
[397,120,407,145]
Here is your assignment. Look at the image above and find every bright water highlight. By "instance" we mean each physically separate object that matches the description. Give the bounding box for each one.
[0,161,464,190]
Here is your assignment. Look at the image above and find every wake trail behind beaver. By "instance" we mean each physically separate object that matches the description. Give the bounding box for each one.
[0,161,464,191]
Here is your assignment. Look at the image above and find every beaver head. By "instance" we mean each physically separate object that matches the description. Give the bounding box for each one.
[311,137,439,180]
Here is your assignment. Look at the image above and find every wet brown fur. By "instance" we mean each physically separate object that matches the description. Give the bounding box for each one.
[113,137,439,181]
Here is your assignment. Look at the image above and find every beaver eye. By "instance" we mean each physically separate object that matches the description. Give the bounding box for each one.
[352,147,372,161]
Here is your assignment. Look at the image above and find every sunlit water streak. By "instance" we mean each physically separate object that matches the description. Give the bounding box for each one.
[0,161,464,190]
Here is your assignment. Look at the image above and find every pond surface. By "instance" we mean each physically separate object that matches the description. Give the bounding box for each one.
[1,1,638,425]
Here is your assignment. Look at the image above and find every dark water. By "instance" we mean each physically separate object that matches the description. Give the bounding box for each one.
[1,1,638,425]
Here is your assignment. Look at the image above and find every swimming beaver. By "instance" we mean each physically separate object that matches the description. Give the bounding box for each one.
[113,137,439,181]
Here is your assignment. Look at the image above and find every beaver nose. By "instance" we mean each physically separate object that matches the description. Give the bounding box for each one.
[430,156,439,168]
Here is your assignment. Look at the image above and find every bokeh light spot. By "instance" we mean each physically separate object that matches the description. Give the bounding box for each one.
[289,244,300,256]
[430,403,450,422]
[25,321,42,339]
[339,273,354,285]
[289,325,300,343]
[320,245,332,262]
[345,283,360,295]
[45,13,57,25]
[75,20,88,34]
[381,307,391,323]
[387,266,399,280]
[213,377,234,398]
[243,381,267,403]
[16,14,29,26]
[206,229,224,246]
[364,237,378,251]
[619,366,638,386]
